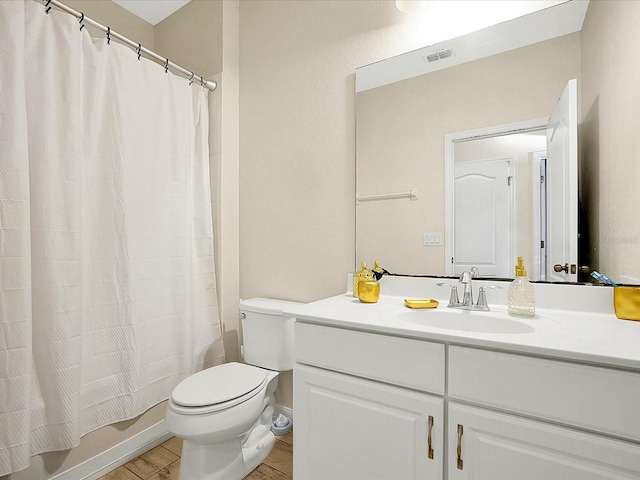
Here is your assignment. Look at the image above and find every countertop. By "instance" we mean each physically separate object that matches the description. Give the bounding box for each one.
[285,290,640,372]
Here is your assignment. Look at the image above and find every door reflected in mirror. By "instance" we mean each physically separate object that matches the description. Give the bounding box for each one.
[446,78,577,283]
[450,128,547,280]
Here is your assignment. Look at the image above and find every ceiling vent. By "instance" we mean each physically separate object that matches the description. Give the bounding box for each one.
[424,49,454,63]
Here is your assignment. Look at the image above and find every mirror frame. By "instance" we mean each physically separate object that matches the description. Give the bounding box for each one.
[355,1,590,281]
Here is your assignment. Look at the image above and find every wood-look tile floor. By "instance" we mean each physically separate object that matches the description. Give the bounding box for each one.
[98,432,293,480]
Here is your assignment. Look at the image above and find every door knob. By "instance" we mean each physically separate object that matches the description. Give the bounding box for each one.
[554,263,569,273]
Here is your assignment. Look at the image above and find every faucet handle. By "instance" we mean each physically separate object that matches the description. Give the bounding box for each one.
[437,282,460,307]
[475,287,490,311]
[475,285,501,311]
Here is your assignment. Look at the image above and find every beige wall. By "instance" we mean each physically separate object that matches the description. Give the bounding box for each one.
[238,0,429,408]
[217,0,241,364]
[356,33,580,276]
[237,0,433,301]
[155,0,223,79]
[581,0,640,283]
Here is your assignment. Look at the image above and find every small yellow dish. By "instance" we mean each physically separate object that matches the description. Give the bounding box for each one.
[404,298,439,309]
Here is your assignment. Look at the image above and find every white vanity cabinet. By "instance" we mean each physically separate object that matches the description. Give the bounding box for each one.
[294,321,640,479]
[294,322,446,480]
[296,365,444,480]
[448,403,640,480]
[447,346,640,479]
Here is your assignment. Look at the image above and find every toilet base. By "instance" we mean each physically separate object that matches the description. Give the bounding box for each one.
[180,431,275,480]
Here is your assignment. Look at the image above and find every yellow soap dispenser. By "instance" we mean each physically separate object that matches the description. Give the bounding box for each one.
[353,262,374,297]
[508,257,535,317]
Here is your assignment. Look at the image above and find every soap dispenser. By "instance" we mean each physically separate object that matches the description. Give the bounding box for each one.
[508,257,535,317]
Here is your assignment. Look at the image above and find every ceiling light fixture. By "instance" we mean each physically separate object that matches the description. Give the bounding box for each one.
[395,0,426,14]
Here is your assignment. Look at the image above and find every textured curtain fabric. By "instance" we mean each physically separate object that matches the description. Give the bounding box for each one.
[0,1,225,475]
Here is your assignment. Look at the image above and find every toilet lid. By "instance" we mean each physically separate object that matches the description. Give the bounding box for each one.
[171,362,268,408]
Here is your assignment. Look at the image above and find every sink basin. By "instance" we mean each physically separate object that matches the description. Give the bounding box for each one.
[398,309,535,334]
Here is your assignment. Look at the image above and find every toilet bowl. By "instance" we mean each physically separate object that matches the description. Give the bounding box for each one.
[165,298,301,480]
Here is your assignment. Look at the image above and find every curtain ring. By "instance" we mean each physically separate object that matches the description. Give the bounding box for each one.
[164,58,169,74]
[137,43,142,60]
[45,0,52,14]
[188,72,195,85]
[106,26,111,45]
[79,12,85,31]
[200,76,205,87]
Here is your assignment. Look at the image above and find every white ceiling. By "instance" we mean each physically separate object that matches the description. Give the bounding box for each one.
[112,0,191,26]
[112,0,571,32]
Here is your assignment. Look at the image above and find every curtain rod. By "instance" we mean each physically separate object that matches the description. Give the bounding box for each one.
[38,0,217,92]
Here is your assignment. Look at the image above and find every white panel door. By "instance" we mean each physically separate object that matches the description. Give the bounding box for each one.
[448,403,640,480]
[546,78,578,282]
[454,160,511,277]
[294,364,444,480]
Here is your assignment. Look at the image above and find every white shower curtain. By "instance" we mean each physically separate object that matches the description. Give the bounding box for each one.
[0,1,225,475]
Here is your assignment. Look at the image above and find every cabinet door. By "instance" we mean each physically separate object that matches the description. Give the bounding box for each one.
[448,402,640,480]
[294,364,444,480]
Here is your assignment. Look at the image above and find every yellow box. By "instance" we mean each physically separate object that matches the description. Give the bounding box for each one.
[613,287,640,321]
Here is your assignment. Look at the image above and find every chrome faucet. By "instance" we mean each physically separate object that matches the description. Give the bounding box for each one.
[438,267,497,311]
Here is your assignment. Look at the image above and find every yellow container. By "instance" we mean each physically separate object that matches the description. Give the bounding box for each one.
[353,262,374,297]
[358,280,380,303]
[613,287,640,321]
[404,299,439,309]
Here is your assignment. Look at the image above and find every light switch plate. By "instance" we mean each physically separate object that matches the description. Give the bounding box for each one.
[423,232,442,246]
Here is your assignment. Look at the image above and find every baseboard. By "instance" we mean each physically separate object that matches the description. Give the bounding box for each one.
[273,403,293,422]
[51,421,171,480]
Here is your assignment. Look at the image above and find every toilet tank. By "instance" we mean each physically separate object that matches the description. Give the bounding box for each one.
[240,298,303,371]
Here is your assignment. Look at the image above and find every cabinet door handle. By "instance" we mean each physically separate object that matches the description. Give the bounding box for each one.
[456,424,464,470]
[427,415,434,459]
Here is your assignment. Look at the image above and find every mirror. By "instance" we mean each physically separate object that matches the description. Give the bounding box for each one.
[356,1,640,284]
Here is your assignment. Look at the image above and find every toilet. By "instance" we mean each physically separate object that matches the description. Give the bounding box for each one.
[165,298,301,480]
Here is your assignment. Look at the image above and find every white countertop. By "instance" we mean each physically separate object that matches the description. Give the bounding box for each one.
[285,277,640,371]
